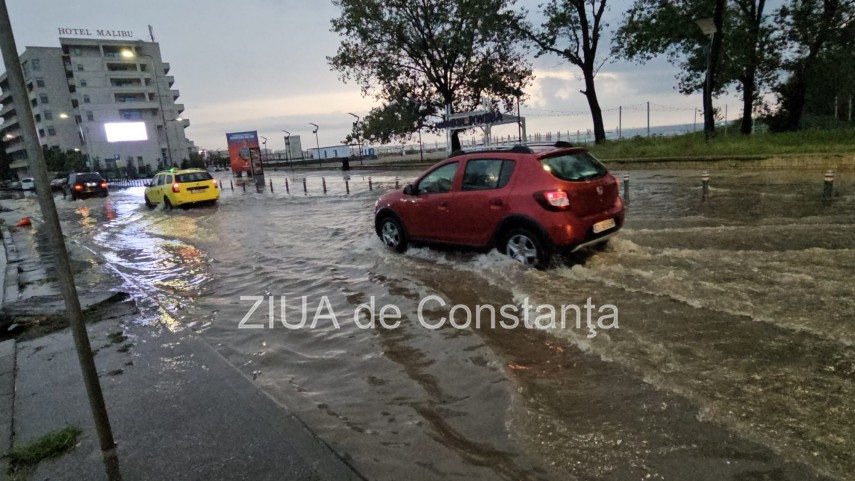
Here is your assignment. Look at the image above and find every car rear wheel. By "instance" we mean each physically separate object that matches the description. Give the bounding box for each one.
[502,228,549,268]
[144,194,155,209]
[379,216,407,252]
[163,196,173,210]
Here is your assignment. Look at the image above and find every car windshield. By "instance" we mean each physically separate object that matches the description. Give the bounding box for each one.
[540,152,607,181]
[75,174,103,183]
[176,172,213,183]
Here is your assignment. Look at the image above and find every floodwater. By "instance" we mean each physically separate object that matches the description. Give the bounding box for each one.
[35,169,855,480]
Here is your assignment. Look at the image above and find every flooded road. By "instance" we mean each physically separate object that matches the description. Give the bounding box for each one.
[36,169,855,480]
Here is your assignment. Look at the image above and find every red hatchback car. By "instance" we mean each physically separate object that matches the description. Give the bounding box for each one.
[374,142,625,267]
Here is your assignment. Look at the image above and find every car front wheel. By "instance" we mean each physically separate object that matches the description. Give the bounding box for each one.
[502,228,550,268]
[144,194,155,209]
[379,216,407,252]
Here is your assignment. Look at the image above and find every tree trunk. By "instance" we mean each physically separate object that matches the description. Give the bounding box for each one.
[583,70,606,144]
[704,0,726,139]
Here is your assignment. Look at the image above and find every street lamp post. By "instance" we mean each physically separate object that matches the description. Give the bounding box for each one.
[348,112,362,165]
[122,47,173,165]
[696,17,718,142]
[281,130,291,168]
[309,123,320,166]
[260,136,267,158]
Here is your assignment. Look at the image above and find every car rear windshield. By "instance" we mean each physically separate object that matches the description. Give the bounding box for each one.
[75,174,103,183]
[540,152,607,181]
[176,172,213,183]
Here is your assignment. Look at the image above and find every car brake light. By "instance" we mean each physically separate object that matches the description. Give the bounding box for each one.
[100,182,108,188]
[535,190,570,211]
[73,184,83,191]
[172,182,180,193]
[213,180,219,188]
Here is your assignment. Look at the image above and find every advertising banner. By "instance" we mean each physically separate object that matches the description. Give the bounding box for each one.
[226,131,259,174]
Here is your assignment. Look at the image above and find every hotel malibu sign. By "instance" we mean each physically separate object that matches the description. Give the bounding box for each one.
[57,28,134,38]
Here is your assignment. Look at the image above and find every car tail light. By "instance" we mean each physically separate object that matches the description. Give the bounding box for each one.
[213,180,219,188]
[535,190,570,211]
[73,184,83,191]
[100,182,108,188]
[172,182,180,193]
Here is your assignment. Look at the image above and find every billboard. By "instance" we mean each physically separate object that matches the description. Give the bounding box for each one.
[226,130,259,174]
[104,122,148,142]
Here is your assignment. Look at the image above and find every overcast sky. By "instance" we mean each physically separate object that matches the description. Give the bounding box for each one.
[5,0,752,151]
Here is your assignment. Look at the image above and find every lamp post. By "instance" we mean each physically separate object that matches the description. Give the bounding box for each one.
[348,112,362,165]
[309,122,320,165]
[281,129,291,168]
[122,47,173,165]
[260,136,267,158]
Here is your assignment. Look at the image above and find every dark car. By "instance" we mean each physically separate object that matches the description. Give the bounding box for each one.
[66,172,108,200]
[373,142,625,268]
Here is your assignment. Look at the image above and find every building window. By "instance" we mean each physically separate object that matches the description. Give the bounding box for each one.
[77,63,84,71]
[34,114,41,122]
[31,58,40,71]
[47,126,57,136]
[31,98,37,107]
[73,48,81,56]
[35,78,45,88]
[38,128,44,137]
[86,111,94,121]
[40,94,48,104]
[44,110,53,121]
[79,78,87,87]
[83,94,90,103]
[75,115,82,123]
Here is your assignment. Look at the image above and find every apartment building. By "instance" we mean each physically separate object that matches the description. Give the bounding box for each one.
[0,38,194,176]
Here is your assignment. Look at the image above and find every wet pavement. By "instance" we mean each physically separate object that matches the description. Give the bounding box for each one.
[8,168,853,480]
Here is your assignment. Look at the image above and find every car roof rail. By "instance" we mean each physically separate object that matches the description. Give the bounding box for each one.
[448,144,534,158]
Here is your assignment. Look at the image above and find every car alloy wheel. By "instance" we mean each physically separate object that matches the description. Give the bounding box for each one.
[380,217,407,252]
[504,229,547,268]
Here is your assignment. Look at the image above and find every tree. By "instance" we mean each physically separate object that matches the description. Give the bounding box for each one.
[614,0,731,138]
[769,0,854,131]
[187,151,206,169]
[126,158,138,179]
[517,0,611,143]
[328,0,533,148]
[360,98,431,144]
[91,157,102,173]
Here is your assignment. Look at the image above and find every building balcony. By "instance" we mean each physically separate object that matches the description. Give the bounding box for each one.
[161,62,170,74]
[164,75,174,87]
[174,103,184,114]
[1,117,19,132]
[0,103,15,117]
[171,89,180,101]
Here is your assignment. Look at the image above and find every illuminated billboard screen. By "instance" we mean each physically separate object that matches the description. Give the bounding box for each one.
[104,122,148,142]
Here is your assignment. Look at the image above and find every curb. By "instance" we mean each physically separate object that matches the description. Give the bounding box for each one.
[0,339,17,481]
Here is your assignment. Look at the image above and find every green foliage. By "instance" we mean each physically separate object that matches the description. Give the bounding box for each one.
[126,158,139,179]
[42,146,87,174]
[768,0,855,131]
[328,0,533,134]
[187,151,206,168]
[361,99,428,144]
[91,157,102,173]
[6,426,82,474]
[588,126,855,159]
[180,158,189,169]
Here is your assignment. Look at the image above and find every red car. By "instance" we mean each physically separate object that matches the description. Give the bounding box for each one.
[373,142,624,268]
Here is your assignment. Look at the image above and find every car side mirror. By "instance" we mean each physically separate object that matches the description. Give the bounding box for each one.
[403,184,416,195]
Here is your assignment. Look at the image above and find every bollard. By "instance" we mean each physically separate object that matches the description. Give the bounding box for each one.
[823,170,834,205]
[701,171,710,202]
[285,178,290,194]
[230,179,234,191]
[322,177,327,194]
[270,178,274,192]
[345,179,350,194]
[242,181,246,193]
[369,177,373,191]
[622,174,630,205]
[395,177,400,189]
[303,177,307,195]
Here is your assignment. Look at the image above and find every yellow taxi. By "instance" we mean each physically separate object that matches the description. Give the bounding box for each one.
[144,168,220,209]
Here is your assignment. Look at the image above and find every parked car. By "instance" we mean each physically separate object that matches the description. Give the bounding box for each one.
[20,177,35,191]
[373,142,625,268]
[144,168,220,209]
[66,172,108,199]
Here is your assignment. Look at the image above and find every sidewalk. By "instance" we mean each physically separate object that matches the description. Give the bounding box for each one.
[0,209,364,480]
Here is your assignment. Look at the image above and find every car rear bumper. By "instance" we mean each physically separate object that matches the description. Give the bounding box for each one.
[546,198,625,250]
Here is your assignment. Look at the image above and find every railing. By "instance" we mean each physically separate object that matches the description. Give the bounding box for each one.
[106,178,151,188]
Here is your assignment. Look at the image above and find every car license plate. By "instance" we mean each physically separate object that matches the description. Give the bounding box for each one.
[593,218,615,234]
[190,187,206,193]
[85,182,96,187]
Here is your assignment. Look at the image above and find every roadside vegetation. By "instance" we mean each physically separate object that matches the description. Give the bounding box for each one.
[588,126,855,160]
[4,426,82,479]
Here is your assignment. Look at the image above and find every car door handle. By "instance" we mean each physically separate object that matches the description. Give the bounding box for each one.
[489,199,503,208]
[438,201,449,211]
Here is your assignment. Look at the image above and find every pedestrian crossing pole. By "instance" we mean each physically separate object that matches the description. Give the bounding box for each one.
[0,2,120,479]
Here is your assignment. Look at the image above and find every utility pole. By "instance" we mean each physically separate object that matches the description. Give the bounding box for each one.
[647,101,650,138]
[0,2,120,479]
